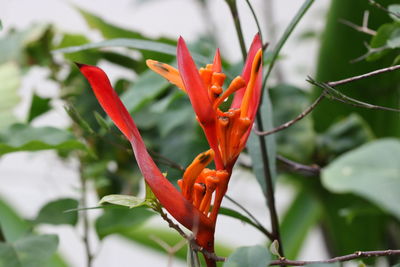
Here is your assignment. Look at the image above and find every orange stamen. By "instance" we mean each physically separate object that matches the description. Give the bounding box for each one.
[146,60,186,92]
[210,171,229,221]
[199,175,219,214]
[182,149,214,199]
[213,76,246,109]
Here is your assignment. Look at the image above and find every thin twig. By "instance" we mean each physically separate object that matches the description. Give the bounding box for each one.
[254,90,327,136]
[276,155,321,177]
[79,164,94,267]
[270,249,400,266]
[326,64,400,87]
[339,10,377,36]
[245,0,263,43]
[225,195,274,240]
[369,0,400,19]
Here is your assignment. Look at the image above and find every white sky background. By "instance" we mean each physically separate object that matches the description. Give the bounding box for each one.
[0,0,330,266]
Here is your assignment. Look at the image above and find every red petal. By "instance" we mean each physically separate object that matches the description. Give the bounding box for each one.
[177,38,223,169]
[212,48,222,73]
[177,37,215,126]
[231,33,262,111]
[77,63,211,231]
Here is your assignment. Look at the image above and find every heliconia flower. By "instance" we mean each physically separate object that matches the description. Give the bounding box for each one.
[77,34,263,267]
[147,34,263,172]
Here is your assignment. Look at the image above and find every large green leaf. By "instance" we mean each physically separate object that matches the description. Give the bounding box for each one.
[280,189,321,259]
[223,245,272,267]
[0,235,58,267]
[0,63,20,130]
[95,206,154,239]
[120,70,169,113]
[27,93,51,123]
[0,124,87,156]
[322,138,400,220]
[34,198,79,226]
[54,38,210,65]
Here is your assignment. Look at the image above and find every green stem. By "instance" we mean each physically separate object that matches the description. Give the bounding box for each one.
[225,0,247,61]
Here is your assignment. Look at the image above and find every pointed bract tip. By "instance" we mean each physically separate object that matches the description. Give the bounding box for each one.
[74,62,87,69]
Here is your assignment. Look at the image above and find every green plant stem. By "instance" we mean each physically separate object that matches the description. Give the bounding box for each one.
[262,0,315,89]
[225,0,247,60]
[79,164,93,267]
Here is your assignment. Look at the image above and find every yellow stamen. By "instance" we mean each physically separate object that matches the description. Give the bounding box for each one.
[182,149,214,199]
[240,49,262,118]
[146,60,186,92]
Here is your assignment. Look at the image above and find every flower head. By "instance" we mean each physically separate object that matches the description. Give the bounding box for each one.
[147,34,263,170]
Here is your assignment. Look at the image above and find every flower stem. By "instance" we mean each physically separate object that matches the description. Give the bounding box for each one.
[225,0,247,61]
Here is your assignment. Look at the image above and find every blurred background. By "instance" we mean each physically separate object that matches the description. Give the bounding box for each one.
[0,0,399,267]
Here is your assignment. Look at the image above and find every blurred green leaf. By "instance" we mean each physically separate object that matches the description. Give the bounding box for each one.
[95,206,153,239]
[0,25,47,65]
[316,114,374,160]
[218,207,267,235]
[0,243,20,267]
[247,90,277,199]
[388,5,400,21]
[100,194,148,208]
[322,138,400,220]
[0,124,87,156]
[27,94,51,123]
[54,38,210,65]
[13,235,58,267]
[224,245,271,267]
[270,84,316,162]
[121,70,169,113]
[34,198,78,226]
[0,198,30,242]
[280,190,321,259]
[0,63,20,130]
[0,20,2,31]
[387,27,400,48]
[368,23,398,61]
[55,33,100,65]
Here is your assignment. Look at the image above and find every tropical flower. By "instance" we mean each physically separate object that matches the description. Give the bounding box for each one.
[76,34,262,267]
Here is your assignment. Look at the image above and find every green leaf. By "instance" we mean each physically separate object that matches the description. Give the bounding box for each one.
[247,90,277,199]
[270,84,316,162]
[27,93,51,123]
[0,63,20,130]
[120,70,169,113]
[322,138,400,220]
[280,190,321,259]
[0,243,20,267]
[388,5,400,21]
[317,114,374,159]
[387,27,400,48]
[224,245,272,267]
[14,235,58,267]
[367,23,398,61]
[99,194,148,208]
[218,207,268,235]
[95,206,153,239]
[34,198,79,226]
[53,38,210,65]
[0,198,30,242]
[0,123,87,156]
